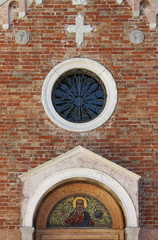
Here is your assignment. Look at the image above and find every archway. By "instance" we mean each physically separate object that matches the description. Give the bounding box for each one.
[19,146,140,240]
[35,181,125,240]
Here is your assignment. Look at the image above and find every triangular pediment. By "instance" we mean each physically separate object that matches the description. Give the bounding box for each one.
[19,146,141,233]
[19,145,140,182]
[19,145,141,213]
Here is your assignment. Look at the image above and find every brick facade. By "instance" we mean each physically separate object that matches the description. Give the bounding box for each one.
[0,0,158,239]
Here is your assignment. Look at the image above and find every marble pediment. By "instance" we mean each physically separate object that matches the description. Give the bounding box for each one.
[19,146,141,237]
[19,146,140,211]
[19,145,140,182]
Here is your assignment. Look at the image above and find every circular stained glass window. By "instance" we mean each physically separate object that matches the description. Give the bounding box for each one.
[42,58,117,132]
[52,70,107,123]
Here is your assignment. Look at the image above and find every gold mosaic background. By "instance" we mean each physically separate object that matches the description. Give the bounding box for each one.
[47,194,112,228]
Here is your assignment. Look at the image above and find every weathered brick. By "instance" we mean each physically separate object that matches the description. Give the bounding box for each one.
[0,0,158,239]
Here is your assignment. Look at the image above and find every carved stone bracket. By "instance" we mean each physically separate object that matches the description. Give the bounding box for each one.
[0,0,27,30]
[125,0,158,29]
[0,0,43,30]
[0,0,158,30]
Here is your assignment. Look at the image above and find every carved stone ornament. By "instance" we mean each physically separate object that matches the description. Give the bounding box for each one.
[129,30,145,44]
[14,30,30,45]
[0,0,158,30]
[67,13,92,46]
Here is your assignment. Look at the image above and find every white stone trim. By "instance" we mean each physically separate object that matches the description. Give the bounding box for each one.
[125,227,140,240]
[116,0,123,4]
[0,0,7,5]
[42,58,118,132]
[20,227,35,240]
[2,24,9,30]
[150,22,157,29]
[35,0,43,5]
[72,0,87,5]
[19,146,140,182]
[22,168,138,228]
[18,11,26,18]
[133,10,140,17]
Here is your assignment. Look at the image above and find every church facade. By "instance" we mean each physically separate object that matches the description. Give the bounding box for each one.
[0,0,158,239]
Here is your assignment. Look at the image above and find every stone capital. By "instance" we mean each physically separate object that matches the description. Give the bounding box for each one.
[125,227,140,240]
[20,227,35,240]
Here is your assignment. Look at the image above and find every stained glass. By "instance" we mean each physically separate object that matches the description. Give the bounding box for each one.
[52,70,107,123]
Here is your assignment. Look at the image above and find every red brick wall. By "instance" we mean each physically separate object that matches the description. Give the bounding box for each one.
[0,0,158,237]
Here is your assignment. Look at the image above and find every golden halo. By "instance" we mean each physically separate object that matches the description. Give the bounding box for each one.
[72,197,87,208]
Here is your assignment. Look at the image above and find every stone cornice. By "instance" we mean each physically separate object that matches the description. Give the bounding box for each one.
[0,0,158,30]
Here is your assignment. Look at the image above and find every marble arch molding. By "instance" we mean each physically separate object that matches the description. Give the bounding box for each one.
[19,146,141,240]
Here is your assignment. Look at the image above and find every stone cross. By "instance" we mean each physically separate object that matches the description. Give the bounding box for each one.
[67,13,92,46]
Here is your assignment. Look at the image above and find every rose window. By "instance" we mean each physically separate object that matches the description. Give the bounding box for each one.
[52,70,107,123]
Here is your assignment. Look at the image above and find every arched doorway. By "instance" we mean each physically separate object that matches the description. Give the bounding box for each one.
[19,146,140,240]
[35,182,125,240]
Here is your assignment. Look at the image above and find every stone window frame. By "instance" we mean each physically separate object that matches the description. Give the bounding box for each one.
[42,58,118,132]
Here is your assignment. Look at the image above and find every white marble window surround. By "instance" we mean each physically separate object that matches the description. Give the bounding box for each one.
[19,146,141,240]
[42,58,118,132]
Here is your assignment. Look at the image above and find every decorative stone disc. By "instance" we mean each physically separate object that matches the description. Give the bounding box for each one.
[129,30,145,44]
[14,30,30,45]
